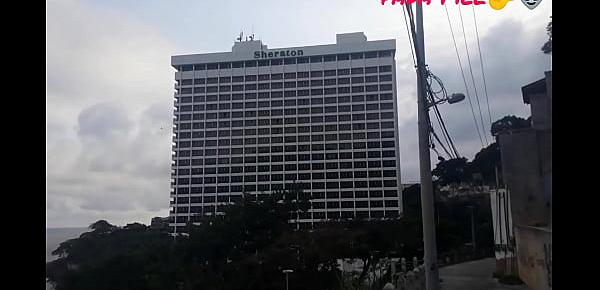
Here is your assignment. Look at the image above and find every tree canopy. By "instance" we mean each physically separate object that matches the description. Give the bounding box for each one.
[432,115,527,186]
[46,185,492,290]
[490,115,530,137]
[542,17,552,54]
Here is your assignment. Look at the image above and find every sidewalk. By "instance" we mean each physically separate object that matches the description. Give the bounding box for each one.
[440,258,530,290]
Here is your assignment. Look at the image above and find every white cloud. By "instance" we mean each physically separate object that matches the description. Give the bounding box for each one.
[47,0,551,226]
[47,0,175,227]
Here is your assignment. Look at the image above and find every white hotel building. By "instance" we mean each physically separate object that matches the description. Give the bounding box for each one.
[169,32,402,233]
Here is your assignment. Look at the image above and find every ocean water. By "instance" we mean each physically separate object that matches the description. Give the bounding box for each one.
[46,227,89,289]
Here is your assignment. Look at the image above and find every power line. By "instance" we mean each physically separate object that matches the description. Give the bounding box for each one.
[431,127,453,159]
[458,5,488,145]
[443,5,485,148]
[402,5,417,67]
[431,106,454,157]
[432,101,460,158]
[471,3,493,128]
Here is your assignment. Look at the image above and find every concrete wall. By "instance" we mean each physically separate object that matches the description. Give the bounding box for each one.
[530,93,551,131]
[498,130,551,227]
[498,127,552,290]
[515,226,552,290]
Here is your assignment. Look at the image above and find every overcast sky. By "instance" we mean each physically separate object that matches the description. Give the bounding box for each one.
[47,0,552,228]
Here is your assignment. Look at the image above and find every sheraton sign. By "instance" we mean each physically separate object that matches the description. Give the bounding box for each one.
[254,49,304,59]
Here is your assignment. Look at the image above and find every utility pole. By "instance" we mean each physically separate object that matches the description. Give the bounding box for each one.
[414,2,440,290]
[283,269,293,290]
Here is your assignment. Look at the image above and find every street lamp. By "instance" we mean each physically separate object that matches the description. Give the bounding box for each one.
[447,93,466,104]
[283,269,293,290]
[427,92,466,108]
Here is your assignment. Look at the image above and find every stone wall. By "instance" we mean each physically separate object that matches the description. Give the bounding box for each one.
[515,225,552,290]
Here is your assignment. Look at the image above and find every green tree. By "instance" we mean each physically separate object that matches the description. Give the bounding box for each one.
[432,157,469,186]
[490,115,530,137]
[89,220,117,233]
[466,142,501,185]
[542,17,552,54]
[47,185,495,290]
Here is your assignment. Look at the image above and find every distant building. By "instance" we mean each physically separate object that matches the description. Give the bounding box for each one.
[150,217,169,230]
[169,33,404,234]
[498,71,552,290]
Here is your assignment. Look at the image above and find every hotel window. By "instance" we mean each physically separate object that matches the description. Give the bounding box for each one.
[380,93,393,100]
[351,52,363,59]
[379,65,392,72]
[380,84,393,91]
[337,69,350,75]
[337,53,350,61]
[351,68,364,75]
[365,51,378,59]
[380,74,393,81]
[310,56,323,63]
[378,50,393,57]
[297,57,309,64]
[365,66,378,74]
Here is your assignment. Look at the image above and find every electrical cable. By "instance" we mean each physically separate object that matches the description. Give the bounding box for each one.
[431,127,453,159]
[402,5,417,68]
[443,5,485,148]
[471,3,493,128]
[458,4,488,145]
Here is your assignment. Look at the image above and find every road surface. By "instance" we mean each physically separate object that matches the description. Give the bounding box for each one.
[440,258,530,290]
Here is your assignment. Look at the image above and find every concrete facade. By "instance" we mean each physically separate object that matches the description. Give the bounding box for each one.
[514,226,551,290]
[169,33,403,233]
[498,71,552,290]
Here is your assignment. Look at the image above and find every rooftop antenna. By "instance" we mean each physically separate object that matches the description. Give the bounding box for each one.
[249,25,255,41]
[236,30,243,42]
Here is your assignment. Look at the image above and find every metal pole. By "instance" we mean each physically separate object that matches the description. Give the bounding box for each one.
[285,273,289,290]
[469,206,476,253]
[414,2,440,290]
[495,165,508,273]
